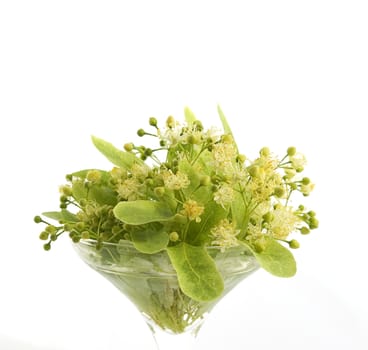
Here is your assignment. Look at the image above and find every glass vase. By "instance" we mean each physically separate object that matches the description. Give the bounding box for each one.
[73,239,259,349]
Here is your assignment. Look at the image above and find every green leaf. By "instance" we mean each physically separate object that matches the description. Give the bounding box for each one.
[70,169,111,183]
[42,210,78,222]
[187,200,228,245]
[131,228,169,254]
[71,180,117,206]
[91,136,146,170]
[253,239,297,277]
[89,186,117,206]
[113,200,175,225]
[231,191,248,233]
[217,105,238,151]
[184,106,196,124]
[167,243,224,302]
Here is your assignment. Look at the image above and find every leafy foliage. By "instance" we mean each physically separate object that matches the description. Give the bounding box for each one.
[35,106,318,302]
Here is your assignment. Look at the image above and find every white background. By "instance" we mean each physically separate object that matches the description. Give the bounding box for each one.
[1,1,367,349]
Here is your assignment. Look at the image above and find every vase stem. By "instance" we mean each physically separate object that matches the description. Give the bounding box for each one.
[148,321,201,350]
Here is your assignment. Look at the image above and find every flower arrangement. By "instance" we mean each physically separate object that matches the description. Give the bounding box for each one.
[35,106,318,305]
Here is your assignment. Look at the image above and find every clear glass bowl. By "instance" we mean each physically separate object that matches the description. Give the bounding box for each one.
[74,239,259,349]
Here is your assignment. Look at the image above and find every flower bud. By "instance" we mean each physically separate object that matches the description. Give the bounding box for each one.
[300,227,310,235]
[39,231,49,240]
[154,187,165,197]
[81,231,90,239]
[289,239,300,249]
[199,175,211,186]
[260,147,270,157]
[262,212,274,223]
[254,240,266,253]
[34,216,42,224]
[221,134,233,144]
[248,165,259,178]
[86,170,101,183]
[287,147,296,156]
[149,117,158,127]
[274,186,285,198]
[166,116,175,128]
[124,143,134,152]
[309,217,319,229]
[169,231,180,242]
[237,154,246,163]
[137,128,145,137]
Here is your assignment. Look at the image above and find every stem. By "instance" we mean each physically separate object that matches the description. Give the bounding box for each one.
[147,319,201,350]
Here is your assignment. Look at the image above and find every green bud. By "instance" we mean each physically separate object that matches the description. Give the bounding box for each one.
[262,212,274,223]
[221,134,233,144]
[66,174,73,182]
[169,231,180,242]
[301,177,310,185]
[137,128,146,137]
[289,239,300,249]
[287,147,296,156]
[298,204,305,211]
[72,235,80,243]
[60,185,73,196]
[43,243,51,251]
[166,116,175,128]
[237,154,246,163]
[34,216,42,224]
[159,140,166,147]
[149,117,158,127]
[60,195,68,203]
[75,222,85,230]
[193,120,203,131]
[140,154,147,161]
[145,178,154,187]
[45,225,56,233]
[308,210,316,217]
[86,170,101,183]
[260,147,270,157]
[187,134,199,144]
[81,231,90,239]
[199,175,211,186]
[289,182,297,190]
[144,148,153,156]
[300,227,310,235]
[50,233,57,241]
[154,187,165,197]
[39,231,49,240]
[254,240,266,253]
[124,143,134,152]
[309,217,319,229]
[248,165,259,178]
[64,223,74,231]
[60,203,67,209]
[274,187,285,198]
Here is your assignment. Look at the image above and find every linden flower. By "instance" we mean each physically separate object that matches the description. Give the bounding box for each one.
[212,142,237,170]
[162,170,190,190]
[117,178,141,201]
[290,153,307,171]
[182,199,204,222]
[131,164,149,181]
[211,219,240,252]
[301,182,315,196]
[214,184,234,208]
[269,206,300,240]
